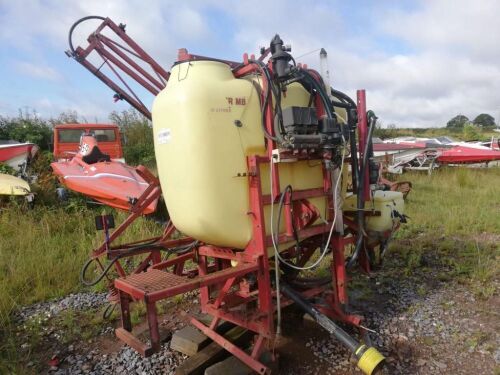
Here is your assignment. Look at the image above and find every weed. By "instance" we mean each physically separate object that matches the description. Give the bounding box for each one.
[131,302,147,325]
[416,285,427,297]
[466,331,490,350]
[455,168,472,188]
[422,336,434,346]
[173,294,185,304]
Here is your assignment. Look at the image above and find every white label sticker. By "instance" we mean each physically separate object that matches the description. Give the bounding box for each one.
[157,128,171,144]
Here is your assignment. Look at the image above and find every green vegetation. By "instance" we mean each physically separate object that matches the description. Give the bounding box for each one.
[473,113,496,128]
[392,168,500,293]
[0,205,163,373]
[446,113,496,129]
[462,123,481,141]
[0,163,16,175]
[446,114,471,129]
[109,108,156,166]
[0,109,55,150]
[374,124,498,142]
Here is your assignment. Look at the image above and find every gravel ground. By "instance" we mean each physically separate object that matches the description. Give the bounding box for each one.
[50,344,188,375]
[281,277,499,375]
[15,292,107,322]
[14,268,499,375]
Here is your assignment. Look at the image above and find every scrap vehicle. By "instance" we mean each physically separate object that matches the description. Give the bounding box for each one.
[53,123,124,162]
[66,16,408,374]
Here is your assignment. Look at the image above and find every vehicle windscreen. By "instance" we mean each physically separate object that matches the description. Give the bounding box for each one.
[57,129,116,143]
[93,129,116,142]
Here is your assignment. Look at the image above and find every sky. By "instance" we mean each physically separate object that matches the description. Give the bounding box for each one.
[1,0,499,128]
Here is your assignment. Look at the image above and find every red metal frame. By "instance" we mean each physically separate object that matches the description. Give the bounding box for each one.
[69,17,170,119]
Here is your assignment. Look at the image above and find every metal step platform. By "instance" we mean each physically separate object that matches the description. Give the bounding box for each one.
[114,263,259,356]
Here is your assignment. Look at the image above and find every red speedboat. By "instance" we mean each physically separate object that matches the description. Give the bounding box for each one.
[0,141,38,171]
[437,145,500,164]
[51,134,158,213]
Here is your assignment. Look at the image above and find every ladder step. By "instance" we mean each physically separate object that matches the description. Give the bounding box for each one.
[115,263,259,303]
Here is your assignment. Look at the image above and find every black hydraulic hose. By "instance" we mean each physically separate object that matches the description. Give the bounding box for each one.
[79,241,195,287]
[275,185,300,249]
[280,283,359,352]
[347,114,377,269]
[248,59,279,142]
[331,87,356,108]
[330,100,353,109]
[288,275,331,288]
[68,15,106,55]
[80,256,119,287]
[302,71,334,119]
[350,122,360,191]
[327,87,360,190]
[102,302,117,320]
[293,69,334,120]
[271,82,286,142]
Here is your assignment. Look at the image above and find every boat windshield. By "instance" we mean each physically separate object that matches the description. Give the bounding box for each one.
[435,136,454,144]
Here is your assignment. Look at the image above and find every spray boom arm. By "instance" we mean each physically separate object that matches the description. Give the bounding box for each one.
[66,16,170,120]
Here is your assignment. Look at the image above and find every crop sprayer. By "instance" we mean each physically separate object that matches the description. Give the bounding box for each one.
[67,16,406,374]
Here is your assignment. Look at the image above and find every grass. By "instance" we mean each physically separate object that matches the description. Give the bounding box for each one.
[0,203,163,373]
[391,167,500,288]
[397,168,500,236]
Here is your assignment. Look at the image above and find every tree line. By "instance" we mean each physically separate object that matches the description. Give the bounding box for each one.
[446,113,496,129]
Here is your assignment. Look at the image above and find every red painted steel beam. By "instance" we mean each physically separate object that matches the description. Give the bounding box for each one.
[74,52,152,119]
[177,48,241,68]
[198,246,257,263]
[150,251,194,271]
[95,39,161,95]
[265,222,330,247]
[99,34,166,91]
[100,18,169,81]
[147,263,259,302]
[233,63,258,77]
[357,90,370,202]
[70,17,170,120]
[190,317,270,374]
[261,187,328,205]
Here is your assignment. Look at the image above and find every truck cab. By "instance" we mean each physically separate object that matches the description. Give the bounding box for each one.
[53,123,124,162]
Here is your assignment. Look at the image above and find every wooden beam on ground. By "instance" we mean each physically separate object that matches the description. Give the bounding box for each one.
[174,326,253,375]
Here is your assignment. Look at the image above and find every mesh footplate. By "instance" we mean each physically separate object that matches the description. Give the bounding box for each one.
[117,269,187,295]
